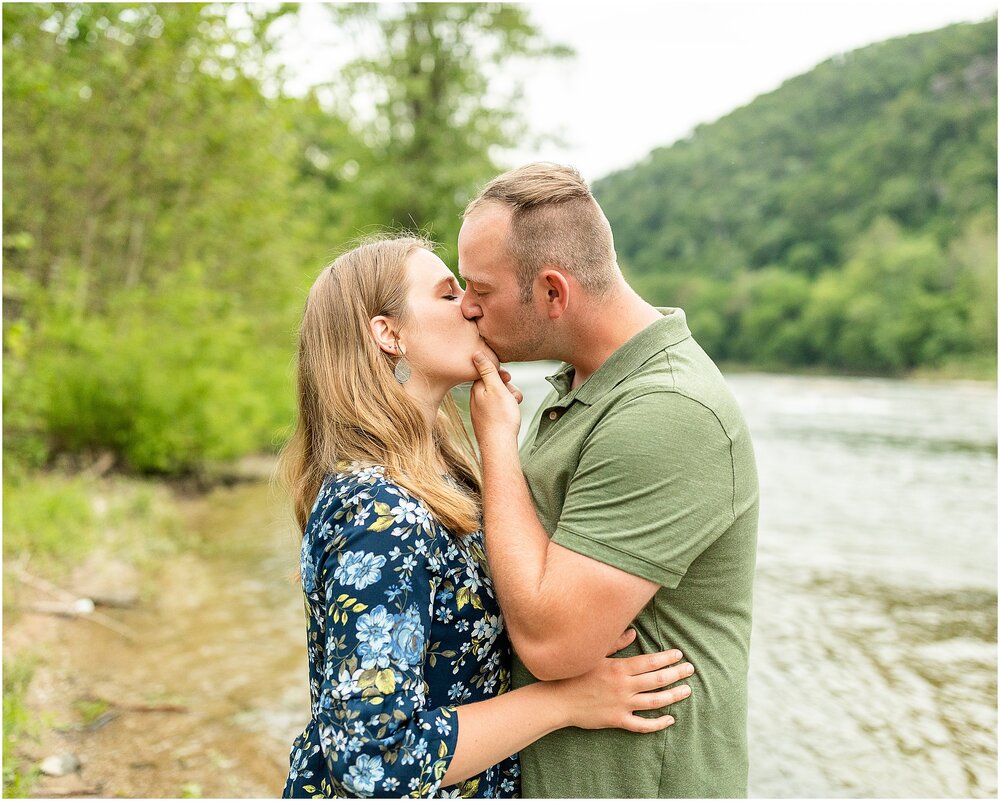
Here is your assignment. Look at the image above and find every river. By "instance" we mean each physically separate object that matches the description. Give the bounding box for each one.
[510,364,998,797]
[38,369,996,798]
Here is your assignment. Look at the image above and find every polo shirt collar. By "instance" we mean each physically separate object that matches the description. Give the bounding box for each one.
[544,307,691,406]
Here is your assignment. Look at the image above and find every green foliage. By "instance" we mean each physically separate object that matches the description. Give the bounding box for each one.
[3,3,309,305]
[3,3,564,476]
[799,220,984,371]
[596,19,997,374]
[3,3,309,474]
[316,4,570,265]
[2,471,96,559]
[29,268,294,473]
[3,656,39,798]
[728,269,813,366]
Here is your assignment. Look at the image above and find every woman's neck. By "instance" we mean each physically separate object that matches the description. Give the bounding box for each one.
[401,376,446,438]
[397,377,454,474]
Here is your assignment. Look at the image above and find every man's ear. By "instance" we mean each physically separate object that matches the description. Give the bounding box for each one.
[369,315,400,355]
[539,269,570,320]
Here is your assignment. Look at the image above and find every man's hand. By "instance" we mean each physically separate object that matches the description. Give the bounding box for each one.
[470,352,661,679]
[470,351,523,447]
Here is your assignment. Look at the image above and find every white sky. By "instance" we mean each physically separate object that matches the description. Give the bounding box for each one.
[276,0,998,180]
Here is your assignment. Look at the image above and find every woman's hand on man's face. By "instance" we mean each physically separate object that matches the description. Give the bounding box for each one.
[469,351,522,448]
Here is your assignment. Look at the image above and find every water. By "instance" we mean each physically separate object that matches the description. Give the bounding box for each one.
[506,364,997,797]
[52,369,996,797]
[728,373,997,798]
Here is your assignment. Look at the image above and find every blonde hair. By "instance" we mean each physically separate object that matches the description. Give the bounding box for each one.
[465,162,619,301]
[277,235,483,538]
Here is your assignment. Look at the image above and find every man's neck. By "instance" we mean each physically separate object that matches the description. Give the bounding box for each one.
[567,286,664,389]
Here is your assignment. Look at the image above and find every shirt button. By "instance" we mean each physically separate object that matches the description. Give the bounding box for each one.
[547,410,559,421]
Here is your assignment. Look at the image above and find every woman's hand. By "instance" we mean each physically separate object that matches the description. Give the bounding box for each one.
[549,629,694,733]
[470,351,523,447]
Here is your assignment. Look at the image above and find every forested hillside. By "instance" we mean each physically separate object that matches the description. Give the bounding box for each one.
[595,19,997,374]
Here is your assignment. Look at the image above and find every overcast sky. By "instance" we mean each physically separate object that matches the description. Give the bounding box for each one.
[277,1,998,180]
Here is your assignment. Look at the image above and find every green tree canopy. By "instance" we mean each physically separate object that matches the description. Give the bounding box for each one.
[595,18,997,374]
[3,2,568,473]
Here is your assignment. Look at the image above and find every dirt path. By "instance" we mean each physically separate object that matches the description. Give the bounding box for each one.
[6,481,310,798]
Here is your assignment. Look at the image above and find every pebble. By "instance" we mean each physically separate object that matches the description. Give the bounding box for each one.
[40,752,81,777]
[73,598,96,615]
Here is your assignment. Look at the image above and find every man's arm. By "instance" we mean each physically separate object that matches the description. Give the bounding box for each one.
[469,353,735,681]
[476,421,659,680]
[469,354,658,680]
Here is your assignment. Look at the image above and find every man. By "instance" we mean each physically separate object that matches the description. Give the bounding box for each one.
[458,163,759,798]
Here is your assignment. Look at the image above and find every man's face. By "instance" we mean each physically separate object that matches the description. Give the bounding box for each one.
[458,204,545,363]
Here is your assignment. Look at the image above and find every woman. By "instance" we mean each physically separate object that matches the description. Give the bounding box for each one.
[278,235,694,798]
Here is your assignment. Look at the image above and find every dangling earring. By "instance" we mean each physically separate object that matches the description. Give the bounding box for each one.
[392,337,411,384]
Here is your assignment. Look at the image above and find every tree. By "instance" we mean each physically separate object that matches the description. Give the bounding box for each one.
[314,3,570,264]
[3,3,316,471]
[3,2,573,472]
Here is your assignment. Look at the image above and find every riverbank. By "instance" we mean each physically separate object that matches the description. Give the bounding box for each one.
[3,370,996,797]
[715,354,997,383]
[4,468,176,795]
[2,458,297,797]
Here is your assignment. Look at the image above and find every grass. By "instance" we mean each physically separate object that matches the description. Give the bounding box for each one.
[2,467,188,578]
[2,471,97,562]
[3,655,39,798]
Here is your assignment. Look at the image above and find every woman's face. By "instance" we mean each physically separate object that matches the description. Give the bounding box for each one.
[399,248,495,389]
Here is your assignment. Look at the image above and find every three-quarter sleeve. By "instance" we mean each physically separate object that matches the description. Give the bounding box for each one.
[309,477,459,798]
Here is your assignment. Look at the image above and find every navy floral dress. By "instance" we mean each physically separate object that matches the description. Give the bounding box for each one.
[283,463,520,798]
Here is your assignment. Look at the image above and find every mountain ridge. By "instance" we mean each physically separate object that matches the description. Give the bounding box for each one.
[593,18,997,374]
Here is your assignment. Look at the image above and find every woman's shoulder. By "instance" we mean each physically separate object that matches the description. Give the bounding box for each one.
[305,462,438,541]
[300,462,451,592]
[308,462,394,513]
[328,461,426,508]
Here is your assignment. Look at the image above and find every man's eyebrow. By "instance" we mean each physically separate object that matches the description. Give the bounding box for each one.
[459,273,489,289]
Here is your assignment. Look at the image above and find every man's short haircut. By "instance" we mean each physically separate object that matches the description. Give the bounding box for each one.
[464,163,619,301]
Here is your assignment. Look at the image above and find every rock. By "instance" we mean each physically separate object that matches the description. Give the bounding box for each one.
[73,598,96,615]
[39,752,81,777]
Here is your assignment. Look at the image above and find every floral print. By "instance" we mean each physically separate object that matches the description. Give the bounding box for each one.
[335,551,387,590]
[283,464,520,798]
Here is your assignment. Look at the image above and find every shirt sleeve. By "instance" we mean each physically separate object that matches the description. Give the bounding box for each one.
[551,390,737,589]
[311,477,459,798]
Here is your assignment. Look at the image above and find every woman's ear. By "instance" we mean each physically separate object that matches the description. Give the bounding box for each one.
[369,315,400,356]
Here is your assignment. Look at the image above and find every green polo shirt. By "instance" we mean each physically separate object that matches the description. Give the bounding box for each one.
[513,308,758,799]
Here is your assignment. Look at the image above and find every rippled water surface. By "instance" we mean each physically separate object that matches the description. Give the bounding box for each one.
[731,373,997,798]
[513,365,997,798]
